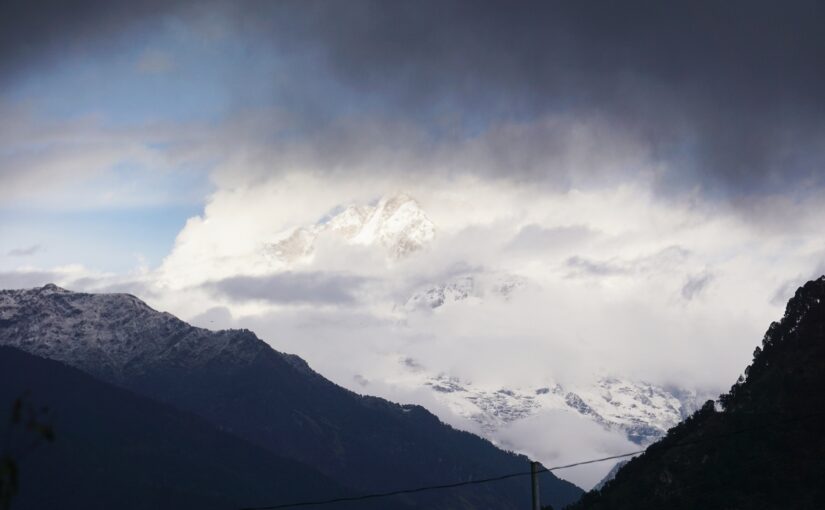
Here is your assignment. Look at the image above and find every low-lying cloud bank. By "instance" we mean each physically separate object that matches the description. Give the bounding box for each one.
[9,170,825,399]
[6,167,825,487]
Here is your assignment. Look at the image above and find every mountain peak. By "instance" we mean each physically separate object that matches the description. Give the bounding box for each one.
[350,193,434,258]
[268,192,435,263]
[38,283,71,295]
[0,286,266,382]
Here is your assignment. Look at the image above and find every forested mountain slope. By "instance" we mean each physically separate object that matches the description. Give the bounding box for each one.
[571,277,825,510]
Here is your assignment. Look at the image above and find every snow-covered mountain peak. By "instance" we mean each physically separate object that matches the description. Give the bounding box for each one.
[351,194,435,257]
[267,193,435,264]
[325,205,371,238]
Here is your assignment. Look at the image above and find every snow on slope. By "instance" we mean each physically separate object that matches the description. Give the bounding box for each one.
[386,356,699,445]
[0,284,266,381]
[266,193,435,264]
[403,273,527,311]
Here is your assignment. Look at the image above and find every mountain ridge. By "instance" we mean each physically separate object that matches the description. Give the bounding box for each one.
[0,345,394,510]
[0,284,583,509]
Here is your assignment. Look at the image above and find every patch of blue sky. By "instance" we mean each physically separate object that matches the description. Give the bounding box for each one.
[1,150,213,211]
[0,203,202,273]
[0,153,212,272]
[88,159,212,209]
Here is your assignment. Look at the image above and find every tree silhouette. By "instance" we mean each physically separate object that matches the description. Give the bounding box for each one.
[1,394,54,510]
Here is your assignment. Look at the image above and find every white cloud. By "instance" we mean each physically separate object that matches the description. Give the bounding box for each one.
[496,410,638,489]
[0,265,107,290]
[145,171,825,392]
[112,168,824,488]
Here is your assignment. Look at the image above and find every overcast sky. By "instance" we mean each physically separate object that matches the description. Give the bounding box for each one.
[2,0,824,488]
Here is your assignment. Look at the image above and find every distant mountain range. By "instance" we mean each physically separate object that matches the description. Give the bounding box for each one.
[570,276,825,509]
[388,363,700,445]
[395,269,701,450]
[0,284,582,509]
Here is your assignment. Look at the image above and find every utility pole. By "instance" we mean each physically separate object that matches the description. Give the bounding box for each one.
[531,461,541,510]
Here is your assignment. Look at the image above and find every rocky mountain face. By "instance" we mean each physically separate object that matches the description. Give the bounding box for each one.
[390,358,699,445]
[0,285,583,510]
[570,276,825,510]
[267,193,435,263]
[561,378,700,445]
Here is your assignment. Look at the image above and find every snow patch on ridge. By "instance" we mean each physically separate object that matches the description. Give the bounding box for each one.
[0,285,266,382]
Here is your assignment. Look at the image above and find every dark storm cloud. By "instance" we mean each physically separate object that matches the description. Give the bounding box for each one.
[205,272,368,305]
[0,0,182,85]
[263,0,825,193]
[4,0,824,193]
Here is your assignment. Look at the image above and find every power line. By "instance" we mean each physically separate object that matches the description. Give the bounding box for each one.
[239,450,645,510]
[238,411,822,510]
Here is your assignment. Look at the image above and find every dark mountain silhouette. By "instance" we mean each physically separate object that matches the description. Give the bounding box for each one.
[0,285,583,509]
[571,276,825,510]
[0,345,403,510]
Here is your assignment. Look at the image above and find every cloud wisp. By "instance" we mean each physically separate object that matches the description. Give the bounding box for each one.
[7,244,43,257]
[204,272,370,306]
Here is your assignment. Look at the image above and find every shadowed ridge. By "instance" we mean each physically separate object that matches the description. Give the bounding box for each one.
[0,345,404,510]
